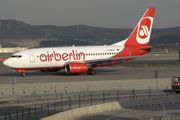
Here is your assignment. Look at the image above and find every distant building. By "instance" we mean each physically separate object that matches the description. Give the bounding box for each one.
[0,47,28,53]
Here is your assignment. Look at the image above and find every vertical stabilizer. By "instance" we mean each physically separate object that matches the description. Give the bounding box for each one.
[113,8,155,48]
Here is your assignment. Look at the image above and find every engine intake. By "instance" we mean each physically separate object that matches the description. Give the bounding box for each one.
[65,62,89,74]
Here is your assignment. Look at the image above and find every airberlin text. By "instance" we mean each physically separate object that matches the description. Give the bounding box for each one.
[40,50,85,62]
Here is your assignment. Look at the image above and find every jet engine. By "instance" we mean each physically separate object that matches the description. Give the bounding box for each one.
[65,62,89,74]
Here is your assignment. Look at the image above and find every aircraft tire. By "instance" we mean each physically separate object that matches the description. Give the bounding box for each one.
[88,68,96,75]
[21,73,26,77]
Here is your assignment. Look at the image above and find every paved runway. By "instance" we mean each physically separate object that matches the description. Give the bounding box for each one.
[80,104,180,120]
[0,64,180,84]
[0,54,179,120]
[0,53,179,84]
[0,55,179,97]
[82,101,180,120]
[0,56,180,84]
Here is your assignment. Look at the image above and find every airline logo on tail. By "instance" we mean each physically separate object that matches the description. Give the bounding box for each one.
[119,8,155,47]
[136,16,153,44]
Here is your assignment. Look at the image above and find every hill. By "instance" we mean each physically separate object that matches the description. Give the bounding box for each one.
[0,19,180,47]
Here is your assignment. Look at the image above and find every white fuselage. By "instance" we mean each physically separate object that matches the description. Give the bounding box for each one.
[4,45,124,69]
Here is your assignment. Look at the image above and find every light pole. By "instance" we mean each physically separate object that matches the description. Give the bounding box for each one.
[154,70,159,89]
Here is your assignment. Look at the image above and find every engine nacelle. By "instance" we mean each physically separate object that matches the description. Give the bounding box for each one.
[65,62,89,74]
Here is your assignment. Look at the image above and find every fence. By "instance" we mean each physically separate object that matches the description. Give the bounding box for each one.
[0,88,174,120]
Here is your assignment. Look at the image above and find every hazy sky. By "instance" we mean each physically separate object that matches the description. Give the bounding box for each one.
[0,0,180,28]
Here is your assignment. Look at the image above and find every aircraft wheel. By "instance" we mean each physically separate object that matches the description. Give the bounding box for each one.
[21,73,26,77]
[88,68,96,75]
[176,91,180,94]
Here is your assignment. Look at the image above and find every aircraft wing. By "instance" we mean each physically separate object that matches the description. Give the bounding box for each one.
[85,56,138,67]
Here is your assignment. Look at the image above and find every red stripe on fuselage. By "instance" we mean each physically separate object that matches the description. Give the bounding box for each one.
[112,45,150,59]
[15,66,65,72]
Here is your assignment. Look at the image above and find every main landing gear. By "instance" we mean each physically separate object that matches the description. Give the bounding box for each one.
[88,68,96,75]
[15,69,27,77]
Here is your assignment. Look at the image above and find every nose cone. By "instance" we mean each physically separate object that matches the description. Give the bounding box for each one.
[3,59,13,67]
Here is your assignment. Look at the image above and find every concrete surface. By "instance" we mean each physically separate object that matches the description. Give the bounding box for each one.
[0,78,171,96]
[0,53,179,120]
[41,102,122,120]
[0,54,179,98]
[0,53,179,84]
[79,96,180,120]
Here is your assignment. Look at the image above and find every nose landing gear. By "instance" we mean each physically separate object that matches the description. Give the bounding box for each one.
[21,72,26,77]
[15,69,27,77]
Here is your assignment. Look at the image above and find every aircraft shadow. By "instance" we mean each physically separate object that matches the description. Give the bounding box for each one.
[0,69,119,77]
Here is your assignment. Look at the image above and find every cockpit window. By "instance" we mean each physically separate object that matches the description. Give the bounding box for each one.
[11,55,22,58]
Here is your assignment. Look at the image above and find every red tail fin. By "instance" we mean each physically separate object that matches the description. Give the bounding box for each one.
[113,8,155,58]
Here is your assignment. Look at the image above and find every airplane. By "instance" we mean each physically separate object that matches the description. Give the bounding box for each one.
[3,8,155,77]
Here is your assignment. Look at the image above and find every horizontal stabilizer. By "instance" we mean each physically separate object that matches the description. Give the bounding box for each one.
[140,46,152,51]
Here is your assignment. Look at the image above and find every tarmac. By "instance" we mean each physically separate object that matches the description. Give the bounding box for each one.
[0,53,179,120]
[0,64,180,84]
[0,53,179,94]
[0,53,179,83]
[79,104,180,120]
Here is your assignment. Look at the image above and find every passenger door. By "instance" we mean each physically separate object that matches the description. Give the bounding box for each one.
[29,52,35,63]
